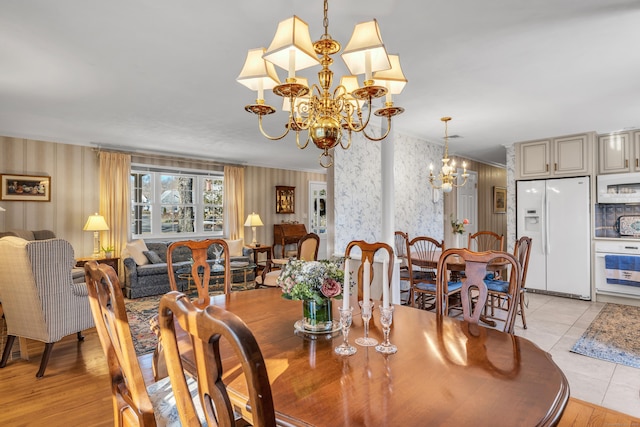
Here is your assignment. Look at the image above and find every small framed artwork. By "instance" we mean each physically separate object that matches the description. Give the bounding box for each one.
[1,174,51,202]
[276,186,295,214]
[493,186,506,214]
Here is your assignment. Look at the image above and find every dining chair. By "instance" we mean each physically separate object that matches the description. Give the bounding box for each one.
[167,238,231,308]
[394,231,412,304]
[407,236,445,310]
[436,248,521,334]
[84,261,204,426]
[256,232,320,288]
[158,290,276,427]
[344,240,394,302]
[468,231,504,252]
[0,236,95,378]
[485,236,533,329]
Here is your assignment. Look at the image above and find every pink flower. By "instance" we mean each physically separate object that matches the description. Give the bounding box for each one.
[463,219,469,225]
[321,278,341,298]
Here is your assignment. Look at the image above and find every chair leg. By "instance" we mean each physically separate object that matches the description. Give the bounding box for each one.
[519,292,527,329]
[0,335,16,368]
[36,342,54,378]
[77,331,85,341]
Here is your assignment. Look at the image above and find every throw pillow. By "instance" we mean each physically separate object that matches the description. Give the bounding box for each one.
[144,250,163,264]
[224,239,244,257]
[126,239,150,266]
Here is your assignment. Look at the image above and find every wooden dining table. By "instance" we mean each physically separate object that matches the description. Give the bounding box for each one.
[175,287,569,426]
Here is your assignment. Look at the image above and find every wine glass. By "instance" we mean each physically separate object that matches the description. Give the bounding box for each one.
[375,305,397,354]
[335,307,357,356]
[355,300,378,347]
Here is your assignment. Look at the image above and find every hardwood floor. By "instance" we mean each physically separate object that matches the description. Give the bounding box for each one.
[1,328,639,426]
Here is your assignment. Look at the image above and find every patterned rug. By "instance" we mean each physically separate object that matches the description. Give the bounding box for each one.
[570,303,640,369]
[125,282,254,355]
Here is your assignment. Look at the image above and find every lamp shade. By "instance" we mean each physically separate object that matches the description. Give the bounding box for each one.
[244,212,264,227]
[341,19,391,77]
[373,54,407,95]
[237,47,281,93]
[263,15,320,77]
[83,213,109,231]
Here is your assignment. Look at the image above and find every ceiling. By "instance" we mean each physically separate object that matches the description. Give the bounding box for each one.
[1,1,639,172]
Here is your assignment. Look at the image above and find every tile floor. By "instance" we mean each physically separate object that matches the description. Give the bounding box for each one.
[513,292,640,418]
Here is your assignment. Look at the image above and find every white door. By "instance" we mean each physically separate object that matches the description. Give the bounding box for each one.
[308,181,328,259]
[457,170,478,238]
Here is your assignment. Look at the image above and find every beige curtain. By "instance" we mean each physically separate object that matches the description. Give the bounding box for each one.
[224,165,245,240]
[99,151,131,279]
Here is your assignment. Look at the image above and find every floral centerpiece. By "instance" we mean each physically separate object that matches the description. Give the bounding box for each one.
[277,258,345,332]
[450,214,469,235]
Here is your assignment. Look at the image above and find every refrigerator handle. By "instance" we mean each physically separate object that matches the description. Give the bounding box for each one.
[544,189,549,255]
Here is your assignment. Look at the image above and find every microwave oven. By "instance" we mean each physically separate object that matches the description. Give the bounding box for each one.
[597,172,640,203]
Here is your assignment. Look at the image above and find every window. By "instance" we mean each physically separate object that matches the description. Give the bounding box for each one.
[130,168,223,238]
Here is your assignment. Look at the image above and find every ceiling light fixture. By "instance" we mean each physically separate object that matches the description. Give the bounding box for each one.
[429,117,469,193]
[237,0,407,168]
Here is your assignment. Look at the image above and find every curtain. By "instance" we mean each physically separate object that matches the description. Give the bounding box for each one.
[224,165,245,240]
[99,151,131,279]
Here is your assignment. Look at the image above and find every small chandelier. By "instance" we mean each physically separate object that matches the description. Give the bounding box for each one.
[237,0,407,168]
[429,117,469,193]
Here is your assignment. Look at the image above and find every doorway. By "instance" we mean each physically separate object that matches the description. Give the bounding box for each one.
[309,181,328,259]
[456,170,478,238]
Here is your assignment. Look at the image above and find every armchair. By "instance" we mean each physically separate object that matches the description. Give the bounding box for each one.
[0,236,95,377]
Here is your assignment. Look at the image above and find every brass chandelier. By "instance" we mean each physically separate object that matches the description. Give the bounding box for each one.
[429,117,469,193]
[237,0,407,168]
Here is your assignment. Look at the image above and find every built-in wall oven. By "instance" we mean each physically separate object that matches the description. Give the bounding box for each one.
[595,241,640,298]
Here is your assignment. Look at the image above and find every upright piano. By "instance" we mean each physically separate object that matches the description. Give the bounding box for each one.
[273,223,307,258]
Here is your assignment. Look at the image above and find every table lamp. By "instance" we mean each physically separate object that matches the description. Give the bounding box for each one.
[244,212,264,246]
[83,213,109,257]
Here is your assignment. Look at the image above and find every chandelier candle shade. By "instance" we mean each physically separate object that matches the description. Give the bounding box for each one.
[83,213,109,257]
[244,212,264,246]
[429,117,469,193]
[237,0,407,168]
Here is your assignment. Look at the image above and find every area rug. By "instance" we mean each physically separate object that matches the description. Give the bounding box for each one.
[125,282,253,355]
[570,303,640,369]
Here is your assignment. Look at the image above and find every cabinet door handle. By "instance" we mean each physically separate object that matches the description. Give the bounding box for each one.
[546,164,549,172]
[554,163,558,171]
[636,158,638,168]
[626,159,629,168]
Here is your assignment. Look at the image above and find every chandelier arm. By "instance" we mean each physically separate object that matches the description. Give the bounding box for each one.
[258,115,291,141]
[343,97,374,133]
[296,131,311,149]
[339,128,352,150]
[362,120,392,142]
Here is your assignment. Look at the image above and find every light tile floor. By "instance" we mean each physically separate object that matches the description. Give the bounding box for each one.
[513,292,640,418]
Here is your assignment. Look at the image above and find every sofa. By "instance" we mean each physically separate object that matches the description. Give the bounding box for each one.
[122,239,254,298]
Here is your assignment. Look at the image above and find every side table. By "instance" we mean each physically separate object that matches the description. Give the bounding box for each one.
[246,244,272,276]
[76,256,120,276]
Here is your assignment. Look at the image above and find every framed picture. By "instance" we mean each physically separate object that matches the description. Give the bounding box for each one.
[493,186,506,214]
[276,186,295,214]
[0,174,51,202]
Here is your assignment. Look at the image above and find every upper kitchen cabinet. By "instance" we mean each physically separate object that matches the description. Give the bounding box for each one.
[599,131,640,174]
[516,133,593,179]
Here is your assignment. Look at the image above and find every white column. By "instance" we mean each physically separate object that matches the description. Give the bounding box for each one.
[381,132,400,304]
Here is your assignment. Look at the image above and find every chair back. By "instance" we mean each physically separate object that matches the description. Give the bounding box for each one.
[514,236,532,290]
[158,291,276,427]
[84,261,156,426]
[297,233,320,261]
[436,248,521,334]
[344,240,394,301]
[468,231,504,252]
[394,231,410,271]
[408,236,444,280]
[167,239,230,308]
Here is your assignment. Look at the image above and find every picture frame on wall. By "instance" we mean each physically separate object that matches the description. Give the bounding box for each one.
[0,174,51,202]
[493,186,506,214]
[276,186,295,214]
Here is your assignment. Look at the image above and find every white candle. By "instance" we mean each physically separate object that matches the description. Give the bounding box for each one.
[363,259,371,303]
[382,259,389,308]
[343,258,350,310]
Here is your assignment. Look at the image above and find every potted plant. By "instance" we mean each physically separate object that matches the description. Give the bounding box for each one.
[101,245,115,258]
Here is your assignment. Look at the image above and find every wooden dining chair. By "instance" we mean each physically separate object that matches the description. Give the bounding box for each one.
[158,291,276,427]
[468,231,504,252]
[167,238,231,308]
[436,248,521,334]
[394,231,412,304]
[344,240,394,302]
[407,236,445,310]
[485,236,533,329]
[256,232,319,288]
[84,261,204,426]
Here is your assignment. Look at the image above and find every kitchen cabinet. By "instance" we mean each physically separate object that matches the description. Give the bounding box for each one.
[598,131,634,174]
[516,133,592,179]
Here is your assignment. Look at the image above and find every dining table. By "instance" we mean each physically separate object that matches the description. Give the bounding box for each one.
[173,287,569,426]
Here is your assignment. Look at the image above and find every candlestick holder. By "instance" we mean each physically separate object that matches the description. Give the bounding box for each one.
[375,305,397,354]
[355,300,378,347]
[335,307,357,356]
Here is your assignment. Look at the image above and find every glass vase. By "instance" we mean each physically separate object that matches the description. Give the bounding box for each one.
[302,298,333,332]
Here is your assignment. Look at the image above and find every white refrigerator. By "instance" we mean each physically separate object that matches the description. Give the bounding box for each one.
[516,176,591,300]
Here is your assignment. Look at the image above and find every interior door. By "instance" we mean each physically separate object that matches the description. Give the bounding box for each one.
[456,170,478,237]
[308,181,328,259]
